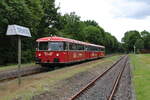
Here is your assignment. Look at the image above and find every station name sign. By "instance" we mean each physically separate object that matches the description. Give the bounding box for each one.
[6,25,31,37]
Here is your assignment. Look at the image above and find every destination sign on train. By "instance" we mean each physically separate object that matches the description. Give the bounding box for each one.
[6,25,31,37]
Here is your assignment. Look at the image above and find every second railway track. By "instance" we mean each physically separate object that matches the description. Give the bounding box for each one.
[0,66,49,82]
[0,55,114,82]
[68,55,129,100]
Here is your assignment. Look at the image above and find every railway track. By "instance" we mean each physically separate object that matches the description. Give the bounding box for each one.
[0,55,112,82]
[0,66,49,82]
[68,55,128,100]
[0,55,117,83]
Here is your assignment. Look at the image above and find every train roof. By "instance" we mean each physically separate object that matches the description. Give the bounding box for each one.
[36,36,105,48]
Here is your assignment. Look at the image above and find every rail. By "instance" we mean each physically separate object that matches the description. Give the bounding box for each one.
[68,55,127,100]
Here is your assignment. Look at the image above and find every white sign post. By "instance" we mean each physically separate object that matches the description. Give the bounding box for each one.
[6,25,31,85]
[134,45,136,54]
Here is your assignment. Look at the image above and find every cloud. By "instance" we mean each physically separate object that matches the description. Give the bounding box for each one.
[55,0,150,41]
[112,0,150,19]
[132,0,150,4]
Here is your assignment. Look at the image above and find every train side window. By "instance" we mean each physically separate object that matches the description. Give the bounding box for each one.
[78,44,84,50]
[94,47,96,51]
[91,46,93,51]
[99,48,101,51]
[64,42,67,50]
[95,47,98,51]
[88,46,91,51]
[85,46,88,51]
[93,47,98,51]
[69,43,77,50]
[96,47,98,51]
[87,46,90,51]
[91,46,95,51]
[73,43,77,50]
[100,48,102,51]
[97,47,100,51]
[65,42,71,50]
[69,43,73,50]
[82,45,84,50]
[76,44,79,50]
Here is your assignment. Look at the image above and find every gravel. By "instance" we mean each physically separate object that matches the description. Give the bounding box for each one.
[112,57,134,100]
[75,56,127,100]
[31,57,119,100]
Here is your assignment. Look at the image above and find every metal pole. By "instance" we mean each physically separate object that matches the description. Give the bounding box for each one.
[134,45,136,54]
[18,36,21,85]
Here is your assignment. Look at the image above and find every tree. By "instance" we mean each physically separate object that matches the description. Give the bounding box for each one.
[0,2,122,65]
[57,12,85,40]
[122,30,141,52]
[135,39,144,49]
[0,0,59,65]
[103,32,120,53]
[84,20,99,27]
[135,39,144,53]
[37,0,59,37]
[81,25,104,45]
[141,30,150,49]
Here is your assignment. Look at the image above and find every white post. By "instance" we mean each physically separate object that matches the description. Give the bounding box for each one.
[6,25,31,86]
[134,45,136,54]
[18,36,21,85]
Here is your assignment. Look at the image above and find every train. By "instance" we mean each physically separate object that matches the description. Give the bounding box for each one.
[35,36,105,66]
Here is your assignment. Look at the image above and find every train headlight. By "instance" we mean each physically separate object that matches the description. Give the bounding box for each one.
[56,53,59,56]
[38,53,41,56]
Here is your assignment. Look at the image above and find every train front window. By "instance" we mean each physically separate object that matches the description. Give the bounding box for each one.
[39,42,48,50]
[48,42,64,51]
[38,42,65,51]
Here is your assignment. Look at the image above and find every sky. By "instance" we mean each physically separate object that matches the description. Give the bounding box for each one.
[55,0,150,41]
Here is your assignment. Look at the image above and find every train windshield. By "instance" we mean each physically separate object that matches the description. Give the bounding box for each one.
[48,42,64,51]
[38,42,64,51]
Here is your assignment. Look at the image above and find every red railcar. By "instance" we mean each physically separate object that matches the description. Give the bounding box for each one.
[35,36,105,66]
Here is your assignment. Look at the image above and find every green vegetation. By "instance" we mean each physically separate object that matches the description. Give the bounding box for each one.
[130,54,150,100]
[0,55,121,100]
[0,0,122,66]
[122,30,150,53]
[0,0,59,65]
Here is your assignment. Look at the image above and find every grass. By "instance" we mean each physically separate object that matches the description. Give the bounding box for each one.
[0,55,121,100]
[130,54,150,100]
[0,62,36,72]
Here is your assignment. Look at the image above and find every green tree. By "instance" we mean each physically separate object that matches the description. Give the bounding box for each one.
[0,0,59,65]
[135,39,144,53]
[103,32,119,53]
[57,12,85,40]
[141,30,150,49]
[84,20,99,27]
[122,30,141,52]
[81,25,104,45]
[37,0,59,37]
[0,1,123,65]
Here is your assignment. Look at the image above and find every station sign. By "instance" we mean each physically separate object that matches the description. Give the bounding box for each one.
[6,25,31,37]
[6,24,31,85]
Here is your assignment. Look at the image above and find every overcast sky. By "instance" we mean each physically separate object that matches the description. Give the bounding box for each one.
[55,0,150,41]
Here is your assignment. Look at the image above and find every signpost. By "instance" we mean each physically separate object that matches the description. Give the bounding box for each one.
[6,25,31,85]
[134,45,136,54]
